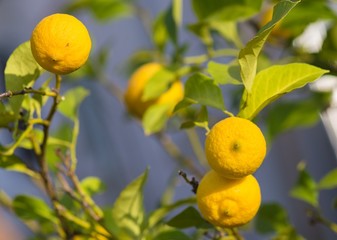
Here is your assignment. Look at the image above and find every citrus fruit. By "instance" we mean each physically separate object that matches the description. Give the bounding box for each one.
[205,117,266,179]
[124,63,184,118]
[196,170,261,228]
[30,13,91,75]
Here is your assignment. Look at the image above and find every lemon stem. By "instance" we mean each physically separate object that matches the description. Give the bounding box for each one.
[224,110,235,117]
[35,74,69,238]
[229,227,244,240]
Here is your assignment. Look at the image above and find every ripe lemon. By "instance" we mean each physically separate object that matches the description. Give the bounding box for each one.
[30,13,91,75]
[196,170,261,228]
[124,63,184,118]
[205,117,266,179]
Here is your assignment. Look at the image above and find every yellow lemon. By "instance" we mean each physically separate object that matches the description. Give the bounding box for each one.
[196,170,261,228]
[205,117,266,179]
[124,62,184,118]
[30,13,91,75]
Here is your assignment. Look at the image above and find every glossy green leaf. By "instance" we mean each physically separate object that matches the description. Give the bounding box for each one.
[147,198,196,229]
[184,73,225,110]
[180,106,208,130]
[238,0,299,93]
[142,104,170,135]
[0,155,39,178]
[58,86,90,120]
[238,63,328,120]
[207,61,241,85]
[13,195,57,223]
[290,163,318,207]
[81,176,106,196]
[167,206,212,229]
[191,0,263,22]
[5,41,44,115]
[65,0,132,21]
[142,68,176,101]
[112,168,148,238]
[318,168,337,190]
[255,203,289,234]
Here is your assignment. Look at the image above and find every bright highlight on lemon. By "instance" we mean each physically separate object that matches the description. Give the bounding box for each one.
[30,13,92,75]
[205,117,266,179]
[124,62,184,118]
[196,170,261,228]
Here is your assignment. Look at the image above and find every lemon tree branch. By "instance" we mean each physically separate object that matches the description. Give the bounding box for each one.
[0,87,57,100]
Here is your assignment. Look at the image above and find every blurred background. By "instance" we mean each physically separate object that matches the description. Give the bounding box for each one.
[1,0,337,239]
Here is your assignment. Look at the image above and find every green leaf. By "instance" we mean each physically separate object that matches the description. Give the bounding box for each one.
[167,206,212,229]
[290,162,318,207]
[0,102,16,128]
[0,155,39,178]
[187,22,213,46]
[154,228,191,240]
[65,0,133,21]
[180,106,208,130]
[318,168,337,190]
[173,0,183,27]
[191,0,263,22]
[142,68,176,101]
[142,104,170,135]
[5,41,44,115]
[209,21,243,48]
[111,168,149,238]
[238,63,328,120]
[238,0,299,92]
[255,203,289,234]
[164,3,178,45]
[146,198,196,229]
[58,86,90,120]
[184,73,225,110]
[207,61,242,85]
[266,99,322,141]
[13,195,57,224]
[153,12,169,52]
[281,1,336,36]
[81,176,106,196]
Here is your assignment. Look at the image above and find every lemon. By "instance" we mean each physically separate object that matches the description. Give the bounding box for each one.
[196,170,261,228]
[205,117,266,179]
[124,63,184,118]
[30,13,91,75]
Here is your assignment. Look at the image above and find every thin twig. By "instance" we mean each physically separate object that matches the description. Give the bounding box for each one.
[307,209,337,233]
[178,170,199,194]
[0,87,57,100]
[35,74,69,238]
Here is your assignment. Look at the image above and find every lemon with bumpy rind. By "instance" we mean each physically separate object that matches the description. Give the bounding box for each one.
[196,170,261,227]
[30,13,91,75]
[205,117,266,179]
